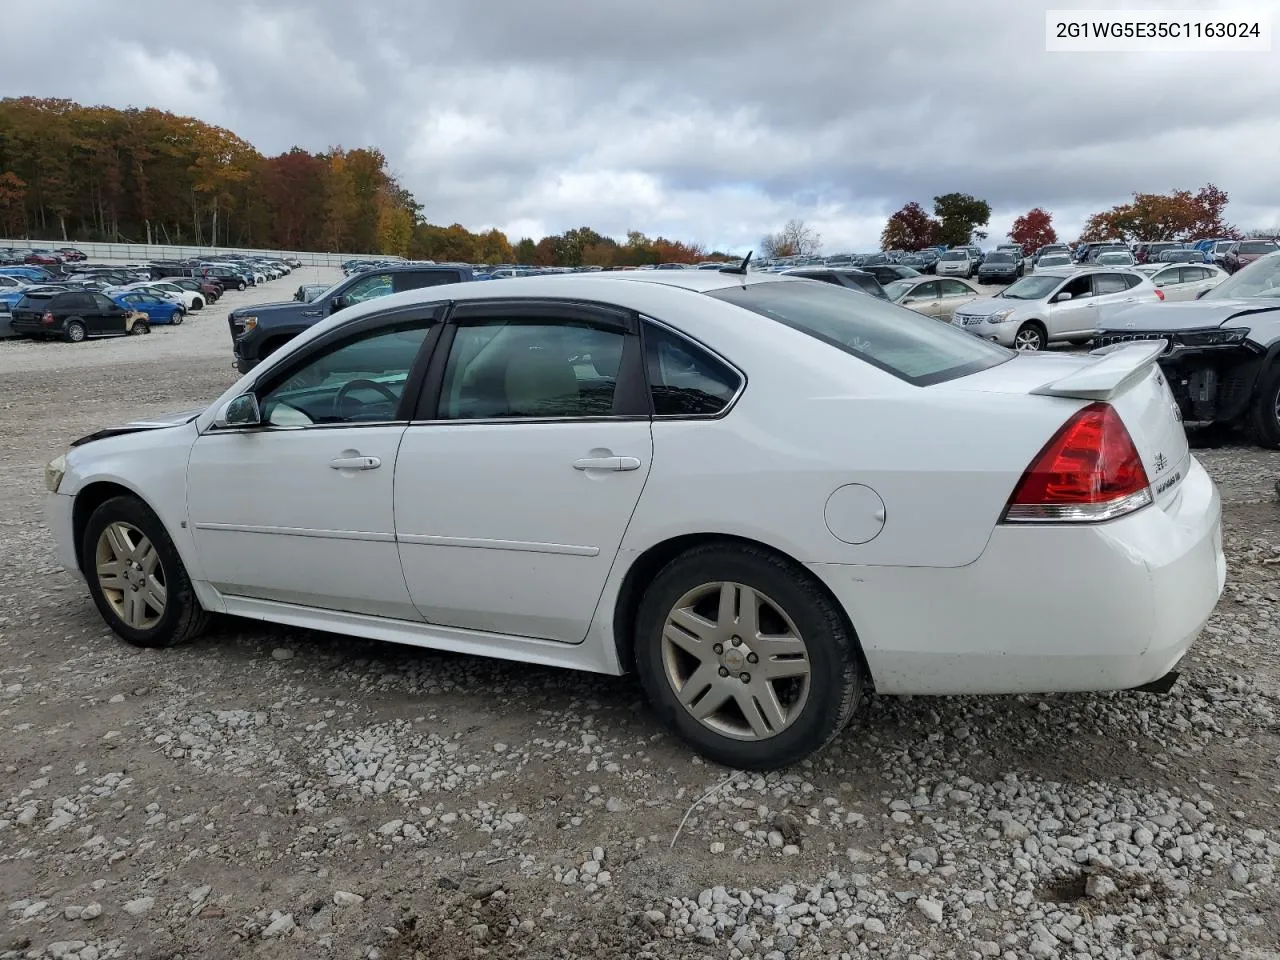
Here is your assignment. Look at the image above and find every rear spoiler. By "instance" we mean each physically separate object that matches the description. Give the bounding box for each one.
[1029,340,1167,401]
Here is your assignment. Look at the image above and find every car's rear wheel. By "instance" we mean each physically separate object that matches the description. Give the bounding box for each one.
[83,496,208,648]
[192,297,204,310]
[130,320,150,335]
[1249,365,1280,449]
[634,543,863,770]
[1014,322,1046,351]
[237,281,246,291]
[65,320,86,343]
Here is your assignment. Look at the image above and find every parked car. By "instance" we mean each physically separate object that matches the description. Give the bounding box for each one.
[856,264,921,284]
[111,291,186,326]
[1033,243,1072,265]
[9,289,149,341]
[1157,248,1210,264]
[24,248,63,266]
[55,247,87,262]
[166,276,222,302]
[1095,251,1137,267]
[1134,241,1180,264]
[229,264,475,373]
[883,277,981,319]
[294,283,330,303]
[1094,252,1280,443]
[0,274,28,291]
[199,265,251,291]
[780,267,888,299]
[0,265,57,283]
[936,250,977,279]
[1139,264,1228,301]
[44,270,1224,769]
[976,251,1023,284]
[1223,239,1280,274]
[951,268,1162,351]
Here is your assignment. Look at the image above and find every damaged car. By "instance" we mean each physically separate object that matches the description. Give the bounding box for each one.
[1094,252,1280,445]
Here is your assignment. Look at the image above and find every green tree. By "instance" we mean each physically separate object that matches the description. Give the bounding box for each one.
[932,193,991,247]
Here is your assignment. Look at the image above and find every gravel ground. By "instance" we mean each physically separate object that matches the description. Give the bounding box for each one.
[1,271,1278,960]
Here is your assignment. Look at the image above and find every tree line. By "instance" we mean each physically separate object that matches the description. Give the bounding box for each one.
[0,97,729,267]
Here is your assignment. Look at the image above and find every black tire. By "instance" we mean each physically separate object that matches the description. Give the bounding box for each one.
[1014,322,1046,351]
[129,321,150,336]
[171,309,184,326]
[633,543,863,770]
[237,281,246,291]
[82,495,209,648]
[192,297,204,311]
[1250,365,1280,449]
[65,319,86,343]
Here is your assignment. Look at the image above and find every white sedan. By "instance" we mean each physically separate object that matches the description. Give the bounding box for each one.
[1141,263,1228,301]
[118,281,205,311]
[44,270,1225,769]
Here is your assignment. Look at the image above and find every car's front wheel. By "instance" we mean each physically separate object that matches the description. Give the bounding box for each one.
[171,309,184,326]
[1014,322,1046,351]
[237,281,246,291]
[634,543,863,770]
[83,496,208,648]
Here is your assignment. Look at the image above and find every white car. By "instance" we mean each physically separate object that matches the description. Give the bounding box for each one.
[936,250,976,278]
[1033,254,1074,273]
[44,271,1224,769]
[951,268,1164,350]
[120,281,204,311]
[1140,263,1228,302]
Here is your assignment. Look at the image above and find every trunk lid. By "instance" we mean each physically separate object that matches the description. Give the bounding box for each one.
[947,346,1190,510]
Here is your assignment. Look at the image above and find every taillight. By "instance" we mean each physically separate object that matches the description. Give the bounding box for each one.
[1154,288,1165,301]
[41,310,55,325]
[1003,402,1152,523]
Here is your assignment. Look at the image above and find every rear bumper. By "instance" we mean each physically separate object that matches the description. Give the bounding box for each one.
[809,457,1225,695]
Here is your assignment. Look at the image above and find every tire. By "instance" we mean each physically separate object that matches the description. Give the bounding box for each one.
[1014,322,1046,351]
[192,297,204,311]
[1250,365,1280,449]
[237,281,246,291]
[129,321,150,336]
[65,320,86,343]
[82,495,209,648]
[171,309,184,326]
[633,542,863,770]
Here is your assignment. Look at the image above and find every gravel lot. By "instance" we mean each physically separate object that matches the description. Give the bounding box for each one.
[1,271,1278,960]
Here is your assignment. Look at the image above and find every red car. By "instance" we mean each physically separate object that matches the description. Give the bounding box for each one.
[24,249,63,266]
[55,247,87,262]
[1224,239,1280,274]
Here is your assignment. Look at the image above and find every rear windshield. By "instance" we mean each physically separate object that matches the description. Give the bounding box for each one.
[1239,241,1279,255]
[706,280,1010,386]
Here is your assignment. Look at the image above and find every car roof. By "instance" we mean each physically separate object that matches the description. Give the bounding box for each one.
[782,267,874,277]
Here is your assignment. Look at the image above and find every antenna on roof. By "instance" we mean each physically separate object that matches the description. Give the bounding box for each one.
[719,250,753,275]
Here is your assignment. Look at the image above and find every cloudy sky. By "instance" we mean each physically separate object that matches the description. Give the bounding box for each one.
[5,0,1277,253]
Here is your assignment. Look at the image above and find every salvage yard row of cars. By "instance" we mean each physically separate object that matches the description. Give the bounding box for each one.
[0,253,300,341]
[43,260,1229,769]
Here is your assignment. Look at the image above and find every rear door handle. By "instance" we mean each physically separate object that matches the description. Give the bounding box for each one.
[330,455,381,470]
[573,456,641,472]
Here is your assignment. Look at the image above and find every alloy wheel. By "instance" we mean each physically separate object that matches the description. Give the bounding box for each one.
[94,521,166,630]
[1015,328,1043,351]
[661,581,811,741]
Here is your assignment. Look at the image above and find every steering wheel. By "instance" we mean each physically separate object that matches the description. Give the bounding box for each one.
[334,379,399,418]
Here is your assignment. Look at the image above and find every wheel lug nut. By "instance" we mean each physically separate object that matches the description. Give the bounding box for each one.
[712,643,723,655]
[739,673,751,683]
[747,653,758,664]
[718,666,730,678]
[731,636,742,646]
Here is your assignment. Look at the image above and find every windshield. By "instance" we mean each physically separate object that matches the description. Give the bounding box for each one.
[883,279,915,301]
[1097,253,1134,264]
[940,251,968,261]
[1239,241,1279,255]
[1000,276,1062,300]
[984,253,1013,263]
[707,279,1009,386]
[1201,254,1280,300]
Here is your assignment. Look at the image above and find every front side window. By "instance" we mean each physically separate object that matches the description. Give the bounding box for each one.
[342,273,394,304]
[707,280,1009,386]
[644,322,740,416]
[1059,275,1094,299]
[903,281,939,303]
[259,322,432,427]
[438,319,625,419]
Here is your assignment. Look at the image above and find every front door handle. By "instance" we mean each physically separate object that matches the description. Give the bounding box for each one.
[573,456,641,472]
[330,455,381,470]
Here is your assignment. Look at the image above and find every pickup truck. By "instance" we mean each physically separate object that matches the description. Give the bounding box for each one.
[228,263,474,372]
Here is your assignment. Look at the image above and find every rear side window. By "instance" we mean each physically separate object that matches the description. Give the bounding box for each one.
[643,322,741,416]
[394,271,463,293]
[707,280,1010,386]
[1093,273,1130,295]
[844,274,884,298]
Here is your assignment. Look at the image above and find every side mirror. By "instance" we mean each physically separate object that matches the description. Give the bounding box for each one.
[330,295,349,314]
[1195,288,1209,299]
[215,393,261,429]
[1054,292,1073,302]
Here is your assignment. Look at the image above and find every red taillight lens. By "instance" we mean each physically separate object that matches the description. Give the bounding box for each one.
[1154,288,1165,301]
[1004,402,1152,523]
[41,310,55,325]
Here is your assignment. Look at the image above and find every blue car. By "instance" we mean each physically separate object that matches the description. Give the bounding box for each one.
[111,291,185,325]
[0,265,55,283]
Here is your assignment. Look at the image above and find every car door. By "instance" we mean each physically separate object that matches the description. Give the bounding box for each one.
[936,279,978,319]
[1150,266,1188,301]
[900,280,941,316]
[1090,271,1145,324]
[186,307,441,619]
[1173,266,1214,301]
[393,300,654,644]
[1045,274,1097,336]
[87,293,127,335]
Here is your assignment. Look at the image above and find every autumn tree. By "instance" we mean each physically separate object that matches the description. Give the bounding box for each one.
[761,219,821,258]
[933,193,991,247]
[880,202,939,251]
[1008,207,1058,254]
[476,228,514,264]
[0,172,26,235]
[1080,184,1239,243]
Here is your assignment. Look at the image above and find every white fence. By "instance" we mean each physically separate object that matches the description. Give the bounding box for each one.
[0,238,377,269]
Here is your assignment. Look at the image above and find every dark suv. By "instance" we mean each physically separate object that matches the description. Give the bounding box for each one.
[780,267,888,298]
[10,289,144,342]
[229,263,475,372]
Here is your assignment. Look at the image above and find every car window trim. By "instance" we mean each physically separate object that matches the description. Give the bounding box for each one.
[203,302,446,435]
[638,315,747,422]
[409,297,646,423]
